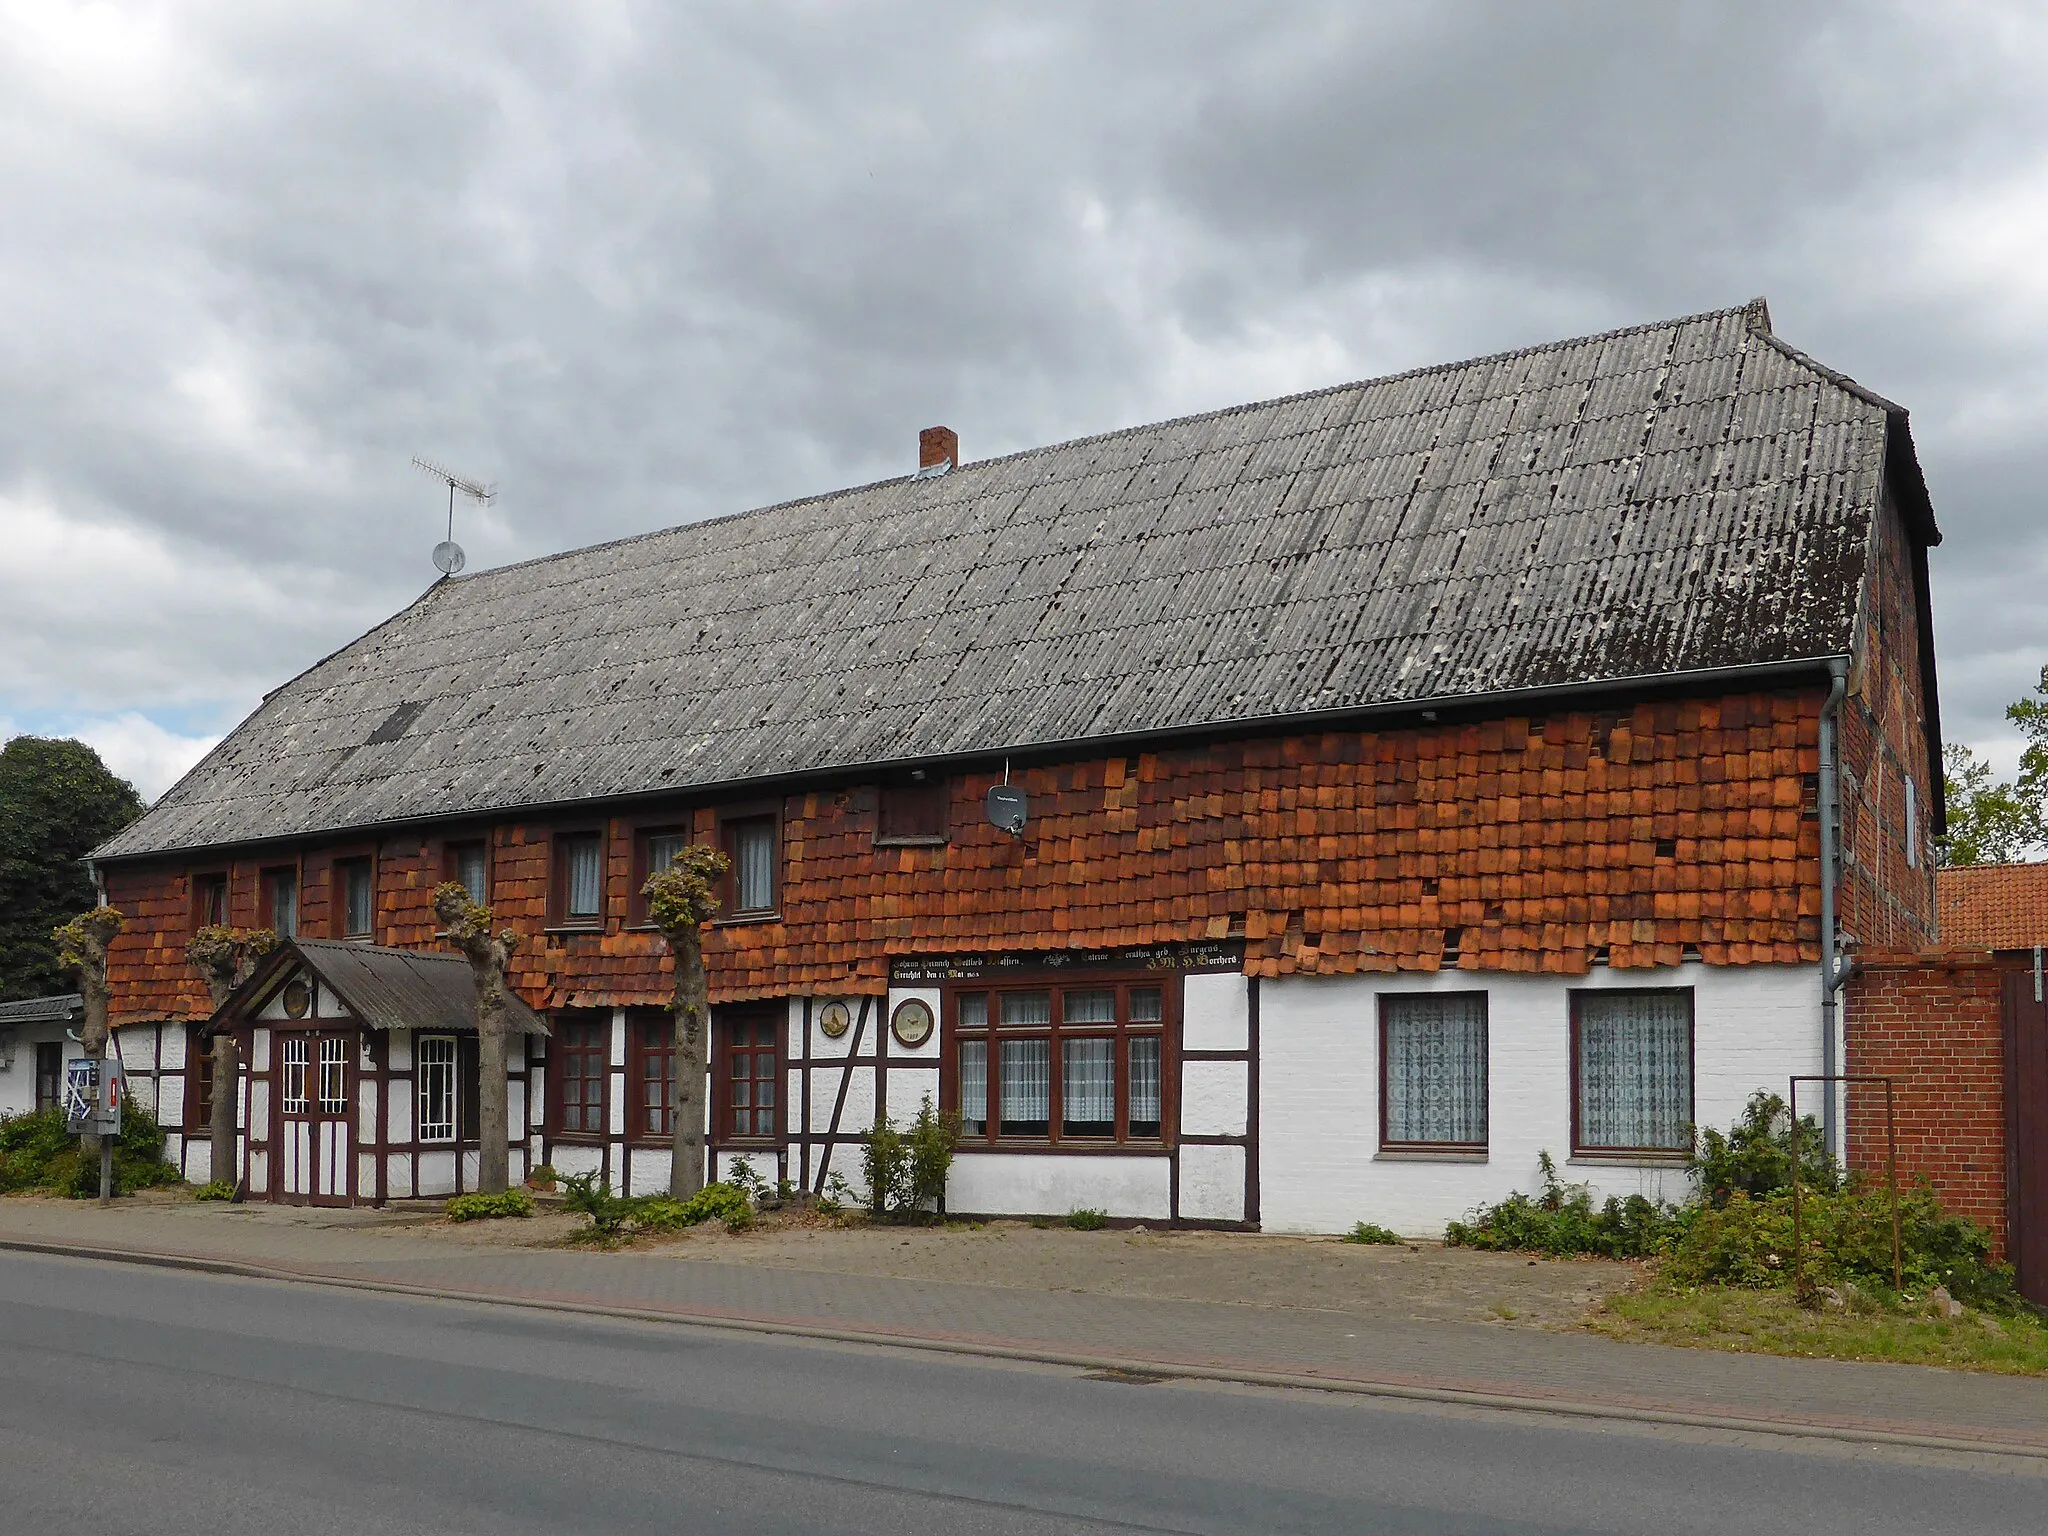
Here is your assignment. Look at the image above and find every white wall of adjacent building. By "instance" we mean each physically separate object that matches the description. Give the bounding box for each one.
[1257,961,1818,1236]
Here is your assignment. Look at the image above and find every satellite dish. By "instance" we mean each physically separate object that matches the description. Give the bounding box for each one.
[986,783,1028,835]
[432,540,467,576]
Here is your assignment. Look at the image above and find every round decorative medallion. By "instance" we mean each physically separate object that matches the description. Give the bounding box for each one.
[281,979,312,1019]
[890,997,934,1049]
[818,1000,852,1040]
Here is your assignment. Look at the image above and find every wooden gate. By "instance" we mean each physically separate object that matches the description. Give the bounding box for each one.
[2007,969,2048,1306]
[276,1030,354,1206]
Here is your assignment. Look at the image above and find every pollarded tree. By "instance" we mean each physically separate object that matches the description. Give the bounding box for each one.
[52,905,123,1184]
[432,882,518,1195]
[184,925,278,1192]
[643,844,730,1199]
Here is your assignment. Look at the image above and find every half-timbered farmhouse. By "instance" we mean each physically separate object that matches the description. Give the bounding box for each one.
[87,299,1944,1231]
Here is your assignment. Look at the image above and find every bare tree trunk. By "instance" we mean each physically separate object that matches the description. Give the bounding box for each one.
[55,908,122,1203]
[433,883,517,1197]
[476,973,509,1196]
[670,925,708,1198]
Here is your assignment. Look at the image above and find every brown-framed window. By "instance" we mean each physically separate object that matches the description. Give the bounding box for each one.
[1378,993,1488,1150]
[551,1013,609,1137]
[445,840,489,905]
[1570,989,1694,1156]
[716,1007,781,1142]
[35,1042,64,1113]
[416,1034,459,1143]
[260,866,299,939]
[721,814,778,917]
[876,776,947,844]
[335,857,375,939]
[192,872,229,930]
[945,977,1173,1146]
[186,1026,216,1129]
[552,831,605,927]
[634,827,693,924]
[629,1009,675,1139]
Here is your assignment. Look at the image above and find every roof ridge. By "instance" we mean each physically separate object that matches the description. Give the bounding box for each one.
[445,299,1780,589]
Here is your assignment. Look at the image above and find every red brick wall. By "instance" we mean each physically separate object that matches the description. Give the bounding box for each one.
[102,685,1826,1024]
[1837,487,1939,951]
[1844,951,2008,1254]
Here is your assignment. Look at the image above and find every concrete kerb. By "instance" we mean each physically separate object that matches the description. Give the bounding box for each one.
[7,1235,2047,1462]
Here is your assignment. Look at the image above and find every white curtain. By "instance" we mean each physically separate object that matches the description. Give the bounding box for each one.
[733,822,775,911]
[1383,995,1487,1145]
[568,837,603,916]
[1064,989,1116,1025]
[1130,988,1164,1023]
[958,1040,988,1132]
[1001,991,1052,1028]
[457,844,488,903]
[1127,1036,1161,1134]
[1576,991,1692,1150]
[1063,1038,1115,1133]
[1000,1039,1049,1130]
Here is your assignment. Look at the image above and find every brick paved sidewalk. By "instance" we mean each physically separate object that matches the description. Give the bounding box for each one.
[6,1198,2047,1455]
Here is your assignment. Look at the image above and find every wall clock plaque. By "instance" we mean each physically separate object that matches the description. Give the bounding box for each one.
[818,1000,852,1040]
[890,997,934,1049]
[281,979,312,1019]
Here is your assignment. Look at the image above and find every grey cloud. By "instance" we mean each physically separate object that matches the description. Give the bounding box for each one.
[2,1,2044,780]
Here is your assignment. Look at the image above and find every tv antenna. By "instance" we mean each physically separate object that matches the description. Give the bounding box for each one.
[411,456,496,577]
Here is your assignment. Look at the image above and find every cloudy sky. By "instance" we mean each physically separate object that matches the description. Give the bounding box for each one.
[3,2,2046,800]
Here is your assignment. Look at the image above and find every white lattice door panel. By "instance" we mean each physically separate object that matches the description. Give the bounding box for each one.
[276,1031,354,1205]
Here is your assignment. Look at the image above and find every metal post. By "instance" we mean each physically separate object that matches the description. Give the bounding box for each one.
[98,1139,112,1206]
[1885,1079,1901,1295]
[1789,1093,1804,1298]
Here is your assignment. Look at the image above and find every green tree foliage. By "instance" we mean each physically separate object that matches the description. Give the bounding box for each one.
[1940,665,2048,866]
[0,737,144,1001]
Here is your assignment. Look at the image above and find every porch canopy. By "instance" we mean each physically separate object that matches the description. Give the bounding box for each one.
[207,939,550,1039]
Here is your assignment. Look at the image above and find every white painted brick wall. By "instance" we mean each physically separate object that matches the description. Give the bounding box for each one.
[1257,963,1820,1236]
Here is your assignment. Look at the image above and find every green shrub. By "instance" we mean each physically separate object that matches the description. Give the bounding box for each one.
[1690,1091,1837,1207]
[446,1189,535,1222]
[1344,1221,1403,1245]
[0,1103,178,1197]
[634,1182,753,1232]
[815,1171,855,1216]
[1667,1184,2014,1308]
[861,1097,961,1222]
[561,1171,635,1236]
[561,1174,754,1238]
[526,1163,559,1191]
[194,1180,235,1201]
[1065,1207,1108,1231]
[1445,1153,1683,1259]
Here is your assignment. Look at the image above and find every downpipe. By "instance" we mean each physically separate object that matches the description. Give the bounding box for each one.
[1817,658,1850,1161]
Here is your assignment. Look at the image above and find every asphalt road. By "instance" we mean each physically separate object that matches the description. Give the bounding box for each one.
[0,1252,2042,1535]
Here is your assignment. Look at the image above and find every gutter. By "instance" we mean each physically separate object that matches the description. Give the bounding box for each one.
[1816,657,1853,1159]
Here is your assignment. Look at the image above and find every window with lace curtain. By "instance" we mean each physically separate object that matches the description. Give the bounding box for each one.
[1571,989,1694,1155]
[1378,993,1488,1150]
[947,978,1172,1146]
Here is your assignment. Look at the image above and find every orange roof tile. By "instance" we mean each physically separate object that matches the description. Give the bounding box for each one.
[1937,863,2048,950]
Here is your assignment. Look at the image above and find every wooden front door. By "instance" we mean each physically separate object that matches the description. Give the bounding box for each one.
[2008,968,2048,1306]
[276,1030,354,1206]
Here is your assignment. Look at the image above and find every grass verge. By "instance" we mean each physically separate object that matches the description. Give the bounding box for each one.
[1592,1279,2048,1375]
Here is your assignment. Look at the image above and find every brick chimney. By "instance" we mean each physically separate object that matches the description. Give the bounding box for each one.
[919,425,958,472]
